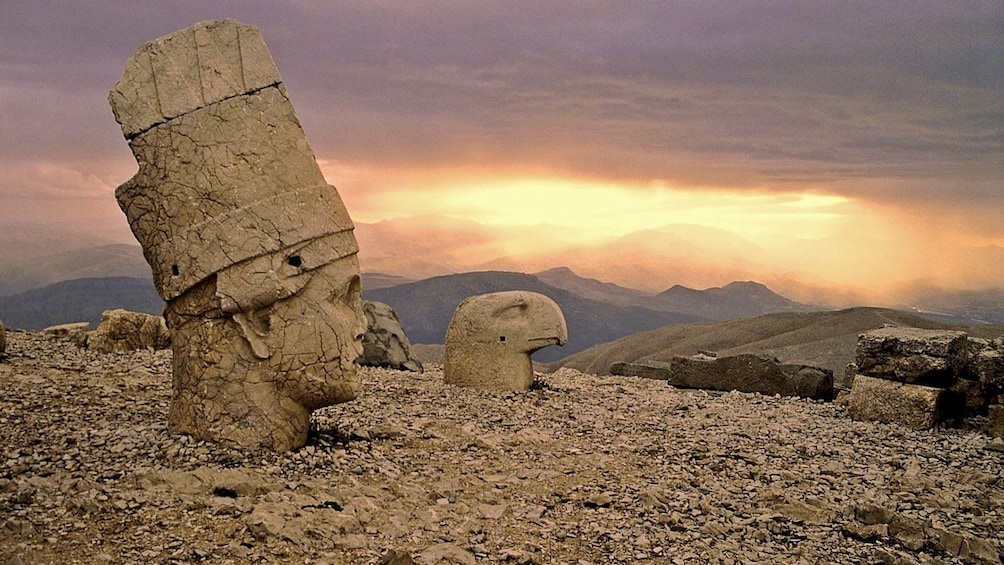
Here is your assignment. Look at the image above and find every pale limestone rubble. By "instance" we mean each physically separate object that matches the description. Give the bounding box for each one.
[87,309,171,354]
[109,19,365,452]
[444,291,567,391]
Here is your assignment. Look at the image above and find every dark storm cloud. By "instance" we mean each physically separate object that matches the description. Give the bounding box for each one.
[1,1,1001,206]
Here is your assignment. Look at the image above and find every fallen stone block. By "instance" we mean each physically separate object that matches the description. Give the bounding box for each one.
[41,322,91,339]
[965,337,1004,391]
[855,327,967,386]
[88,309,171,353]
[847,374,946,429]
[609,360,674,380]
[651,353,833,399]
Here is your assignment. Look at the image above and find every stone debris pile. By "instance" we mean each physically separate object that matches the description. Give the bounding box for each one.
[2,330,1002,564]
[848,327,1004,433]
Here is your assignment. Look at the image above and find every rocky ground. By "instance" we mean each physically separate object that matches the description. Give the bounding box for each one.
[1,330,1002,565]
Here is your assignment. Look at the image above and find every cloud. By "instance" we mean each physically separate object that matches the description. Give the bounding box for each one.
[1,1,1001,290]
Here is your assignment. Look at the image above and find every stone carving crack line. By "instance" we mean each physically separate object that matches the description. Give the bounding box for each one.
[125,82,282,141]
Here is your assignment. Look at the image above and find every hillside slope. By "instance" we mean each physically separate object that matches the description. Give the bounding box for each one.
[0,276,163,330]
[551,307,1004,376]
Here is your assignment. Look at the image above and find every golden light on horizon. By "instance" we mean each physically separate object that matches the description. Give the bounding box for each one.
[320,160,857,245]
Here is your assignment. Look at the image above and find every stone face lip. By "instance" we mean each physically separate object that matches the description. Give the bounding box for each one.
[109,19,365,452]
[444,291,568,391]
[360,300,423,373]
[87,309,171,354]
[614,354,833,400]
[855,328,967,387]
[847,374,946,430]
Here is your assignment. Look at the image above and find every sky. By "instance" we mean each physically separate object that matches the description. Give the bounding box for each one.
[1,1,1002,300]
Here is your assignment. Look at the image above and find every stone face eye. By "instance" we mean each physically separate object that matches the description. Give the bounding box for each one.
[287,255,302,268]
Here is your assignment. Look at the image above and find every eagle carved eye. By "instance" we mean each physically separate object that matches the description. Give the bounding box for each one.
[494,300,529,320]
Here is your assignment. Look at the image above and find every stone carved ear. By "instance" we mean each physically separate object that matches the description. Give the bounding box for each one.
[234,309,272,359]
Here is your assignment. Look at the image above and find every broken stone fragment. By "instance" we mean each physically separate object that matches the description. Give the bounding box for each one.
[360,300,423,372]
[847,374,946,430]
[613,354,833,400]
[855,328,968,386]
[87,309,171,354]
[444,291,567,391]
[109,19,365,452]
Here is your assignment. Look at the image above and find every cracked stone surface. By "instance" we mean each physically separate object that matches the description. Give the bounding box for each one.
[108,19,364,452]
[444,292,568,391]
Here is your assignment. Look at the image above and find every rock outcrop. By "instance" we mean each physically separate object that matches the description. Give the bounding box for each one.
[360,301,422,373]
[613,354,833,400]
[87,309,171,354]
[444,291,567,391]
[854,327,967,386]
[849,327,1004,431]
[109,19,365,452]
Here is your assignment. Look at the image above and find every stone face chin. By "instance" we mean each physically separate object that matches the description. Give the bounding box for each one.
[444,291,568,391]
[109,19,364,452]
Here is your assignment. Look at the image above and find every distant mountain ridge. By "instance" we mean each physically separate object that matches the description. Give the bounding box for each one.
[533,267,812,320]
[0,277,163,330]
[0,243,151,298]
[363,270,704,363]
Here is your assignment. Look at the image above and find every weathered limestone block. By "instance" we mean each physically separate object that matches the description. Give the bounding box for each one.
[41,322,90,339]
[610,360,674,380]
[847,374,946,430]
[109,20,365,452]
[855,328,967,386]
[654,353,834,399]
[965,337,1004,391]
[360,301,422,373]
[988,404,1004,438]
[444,291,567,391]
[88,309,171,353]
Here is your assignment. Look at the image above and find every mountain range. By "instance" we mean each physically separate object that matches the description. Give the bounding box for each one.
[363,270,706,363]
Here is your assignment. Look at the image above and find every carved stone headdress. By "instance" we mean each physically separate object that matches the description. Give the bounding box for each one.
[109,19,356,309]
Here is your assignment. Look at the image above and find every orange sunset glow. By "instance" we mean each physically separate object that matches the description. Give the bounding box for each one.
[1,2,1001,310]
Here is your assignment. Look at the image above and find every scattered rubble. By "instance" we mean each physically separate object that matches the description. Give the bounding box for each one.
[2,330,1002,564]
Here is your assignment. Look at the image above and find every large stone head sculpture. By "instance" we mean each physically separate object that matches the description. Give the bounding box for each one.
[444,291,568,391]
[108,20,365,452]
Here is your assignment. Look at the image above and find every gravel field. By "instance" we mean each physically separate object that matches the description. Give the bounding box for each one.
[1,330,1002,564]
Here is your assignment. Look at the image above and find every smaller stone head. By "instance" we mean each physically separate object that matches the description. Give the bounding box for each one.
[444,291,568,391]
